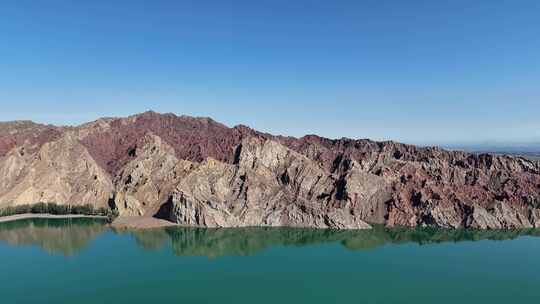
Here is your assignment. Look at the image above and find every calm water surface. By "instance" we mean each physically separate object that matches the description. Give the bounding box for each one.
[1,218,539,303]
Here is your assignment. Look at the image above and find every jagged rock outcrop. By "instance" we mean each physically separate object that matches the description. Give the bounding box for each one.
[159,138,371,229]
[0,111,539,229]
[113,133,195,216]
[0,131,112,206]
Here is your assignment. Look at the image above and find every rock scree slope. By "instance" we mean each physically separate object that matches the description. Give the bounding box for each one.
[0,111,539,229]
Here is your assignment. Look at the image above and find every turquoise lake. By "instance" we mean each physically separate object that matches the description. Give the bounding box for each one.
[0,218,539,303]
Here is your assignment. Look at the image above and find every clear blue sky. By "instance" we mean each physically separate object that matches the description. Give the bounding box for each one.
[1,0,539,145]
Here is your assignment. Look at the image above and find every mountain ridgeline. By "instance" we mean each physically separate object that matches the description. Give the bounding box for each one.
[0,111,539,229]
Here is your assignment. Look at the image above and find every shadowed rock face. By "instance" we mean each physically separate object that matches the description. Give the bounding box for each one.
[0,111,539,229]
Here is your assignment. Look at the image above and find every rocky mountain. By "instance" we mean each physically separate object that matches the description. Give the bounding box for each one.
[1,111,539,229]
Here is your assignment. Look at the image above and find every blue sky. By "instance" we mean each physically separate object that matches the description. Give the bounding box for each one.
[1,0,539,145]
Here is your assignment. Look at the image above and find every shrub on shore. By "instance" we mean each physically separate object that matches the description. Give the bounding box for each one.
[0,202,119,219]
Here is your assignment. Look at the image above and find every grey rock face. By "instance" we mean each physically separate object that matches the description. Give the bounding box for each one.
[0,132,112,206]
[160,138,371,229]
[113,134,193,216]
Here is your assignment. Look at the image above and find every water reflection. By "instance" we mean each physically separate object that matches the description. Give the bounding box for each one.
[136,227,540,257]
[0,218,107,256]
[1,218,539,256]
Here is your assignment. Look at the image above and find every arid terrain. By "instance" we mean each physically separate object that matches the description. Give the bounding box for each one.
[0,111,539,229]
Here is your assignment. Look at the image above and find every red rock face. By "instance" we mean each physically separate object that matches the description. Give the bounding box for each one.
[0,136,16,157]
[79,112,250,175]
[276,134,540,228]
[0,122,62,157]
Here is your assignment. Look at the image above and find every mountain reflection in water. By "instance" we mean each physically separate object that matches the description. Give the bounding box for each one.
[0,218,107,256]
[1,218,539,256]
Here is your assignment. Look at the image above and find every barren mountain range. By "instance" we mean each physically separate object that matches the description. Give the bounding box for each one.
[0,111,539,229]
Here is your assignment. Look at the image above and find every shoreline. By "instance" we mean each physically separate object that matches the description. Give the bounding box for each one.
[2,214,538,231]
[0,213,109,223]
[111,216,179,229]
[110,216,375,230]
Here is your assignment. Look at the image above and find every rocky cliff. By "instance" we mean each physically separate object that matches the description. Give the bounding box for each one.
[1,111,539,229]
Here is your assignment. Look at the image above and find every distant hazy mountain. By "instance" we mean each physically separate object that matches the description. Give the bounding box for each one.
[442,142,540,153]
